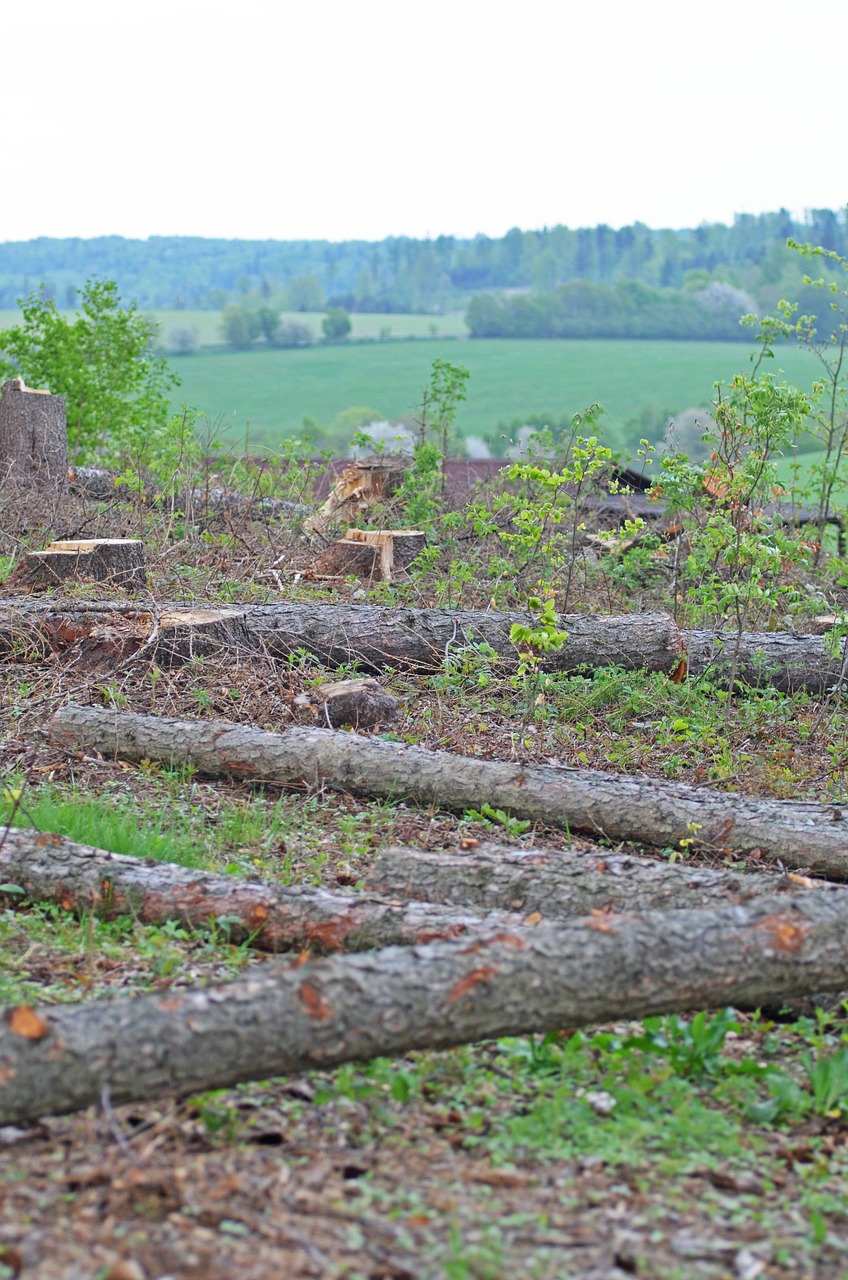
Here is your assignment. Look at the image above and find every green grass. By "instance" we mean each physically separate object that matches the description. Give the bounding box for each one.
[163,339,826,454]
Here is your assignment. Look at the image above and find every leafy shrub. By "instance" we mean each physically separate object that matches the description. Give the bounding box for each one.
[0,278,178,463]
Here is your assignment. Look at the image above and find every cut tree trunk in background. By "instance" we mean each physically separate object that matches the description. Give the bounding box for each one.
[49,706,848,878]
[2,887,848,1125]
[293,677,398,729]
[366,843,833,916]
[0,599,684,674]
[0,828,532,953]
[6,539,147,592]
[345,529,427,576]
[309,538,383,583]
[0,378,68,496]
[685,628,848,695]
[304,455,408,537]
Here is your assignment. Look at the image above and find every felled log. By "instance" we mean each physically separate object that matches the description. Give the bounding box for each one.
[310,529,426,582]
[367,843,830,915]
[304,455,407,537]
[0,378,68,496]
[8,595,848,696]
[68,465,308,521]
[2,887,848,1124]
[49,706,848,878]
[294,677,398,729]
[6,539,146,592]
[685,628,848,695]
[0,599,684,675]
[0,828,528,953]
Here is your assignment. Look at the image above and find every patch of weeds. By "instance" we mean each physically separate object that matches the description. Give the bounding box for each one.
[0,779,210,868]
[462,803,531,837]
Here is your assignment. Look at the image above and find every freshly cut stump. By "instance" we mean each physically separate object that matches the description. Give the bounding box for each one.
[309,538,383,582]
[295,677,398,729]
[304,454,408,536]
[310,529,426,583]
[6,539,147,592]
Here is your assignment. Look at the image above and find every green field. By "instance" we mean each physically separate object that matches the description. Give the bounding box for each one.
[164,338,825,455]
[0,309,469,347]
[0,304,827,458]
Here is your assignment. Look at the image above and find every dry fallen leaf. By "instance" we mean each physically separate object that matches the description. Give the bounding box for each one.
[8,1005,49,1040]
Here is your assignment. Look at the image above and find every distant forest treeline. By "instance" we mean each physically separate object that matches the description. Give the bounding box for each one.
[1,208,846,342]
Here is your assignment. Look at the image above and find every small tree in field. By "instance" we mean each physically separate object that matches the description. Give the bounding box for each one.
[322,307,352,341]
[0,279,179,464]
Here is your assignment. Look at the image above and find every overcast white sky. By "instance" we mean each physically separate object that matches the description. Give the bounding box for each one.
[3,0,845,244]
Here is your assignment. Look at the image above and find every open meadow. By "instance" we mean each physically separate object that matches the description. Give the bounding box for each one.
[164,336,825,454]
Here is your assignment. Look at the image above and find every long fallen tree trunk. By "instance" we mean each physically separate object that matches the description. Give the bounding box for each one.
[50,706,848,879]
[366,843,831,915]
[1,595,844,694]
[0,827,531,952]
[0,598,684,674]
[1,887,847,1125]
[0,829,829,952]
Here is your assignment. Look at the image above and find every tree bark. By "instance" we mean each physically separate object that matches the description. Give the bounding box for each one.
[49,706,848,878]
[1,828,830,957]
[4,595,847,694]
[6,539,146,592]
[0,598,684,674]
[366,843,832,915]
[0,828,530,953]
[2,887,848,1124]
[293,677,399,729]
[686,628,848,695]
[0,378,68,496]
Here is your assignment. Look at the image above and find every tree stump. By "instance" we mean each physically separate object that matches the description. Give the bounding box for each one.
[0,377,68,496]
[303,455,407,536]
[294,677,399,729]
[309,529,425,582]
[6,539,147,592]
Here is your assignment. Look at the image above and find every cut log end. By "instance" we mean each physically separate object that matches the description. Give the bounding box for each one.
[6,539,147,593]
[309,529,426,583]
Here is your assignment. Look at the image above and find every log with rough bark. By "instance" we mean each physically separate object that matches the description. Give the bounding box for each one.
[2,828,830,957]
[49,705,848,878]
[2,887,848,1124]
[6,539,147,592]
[0,828,531,952]
[4,595,847,695]
[685,628,848,695]
[0,599,684,674]
[293,677,398,729]
[0,378,68,496]
[366,843,831,915]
